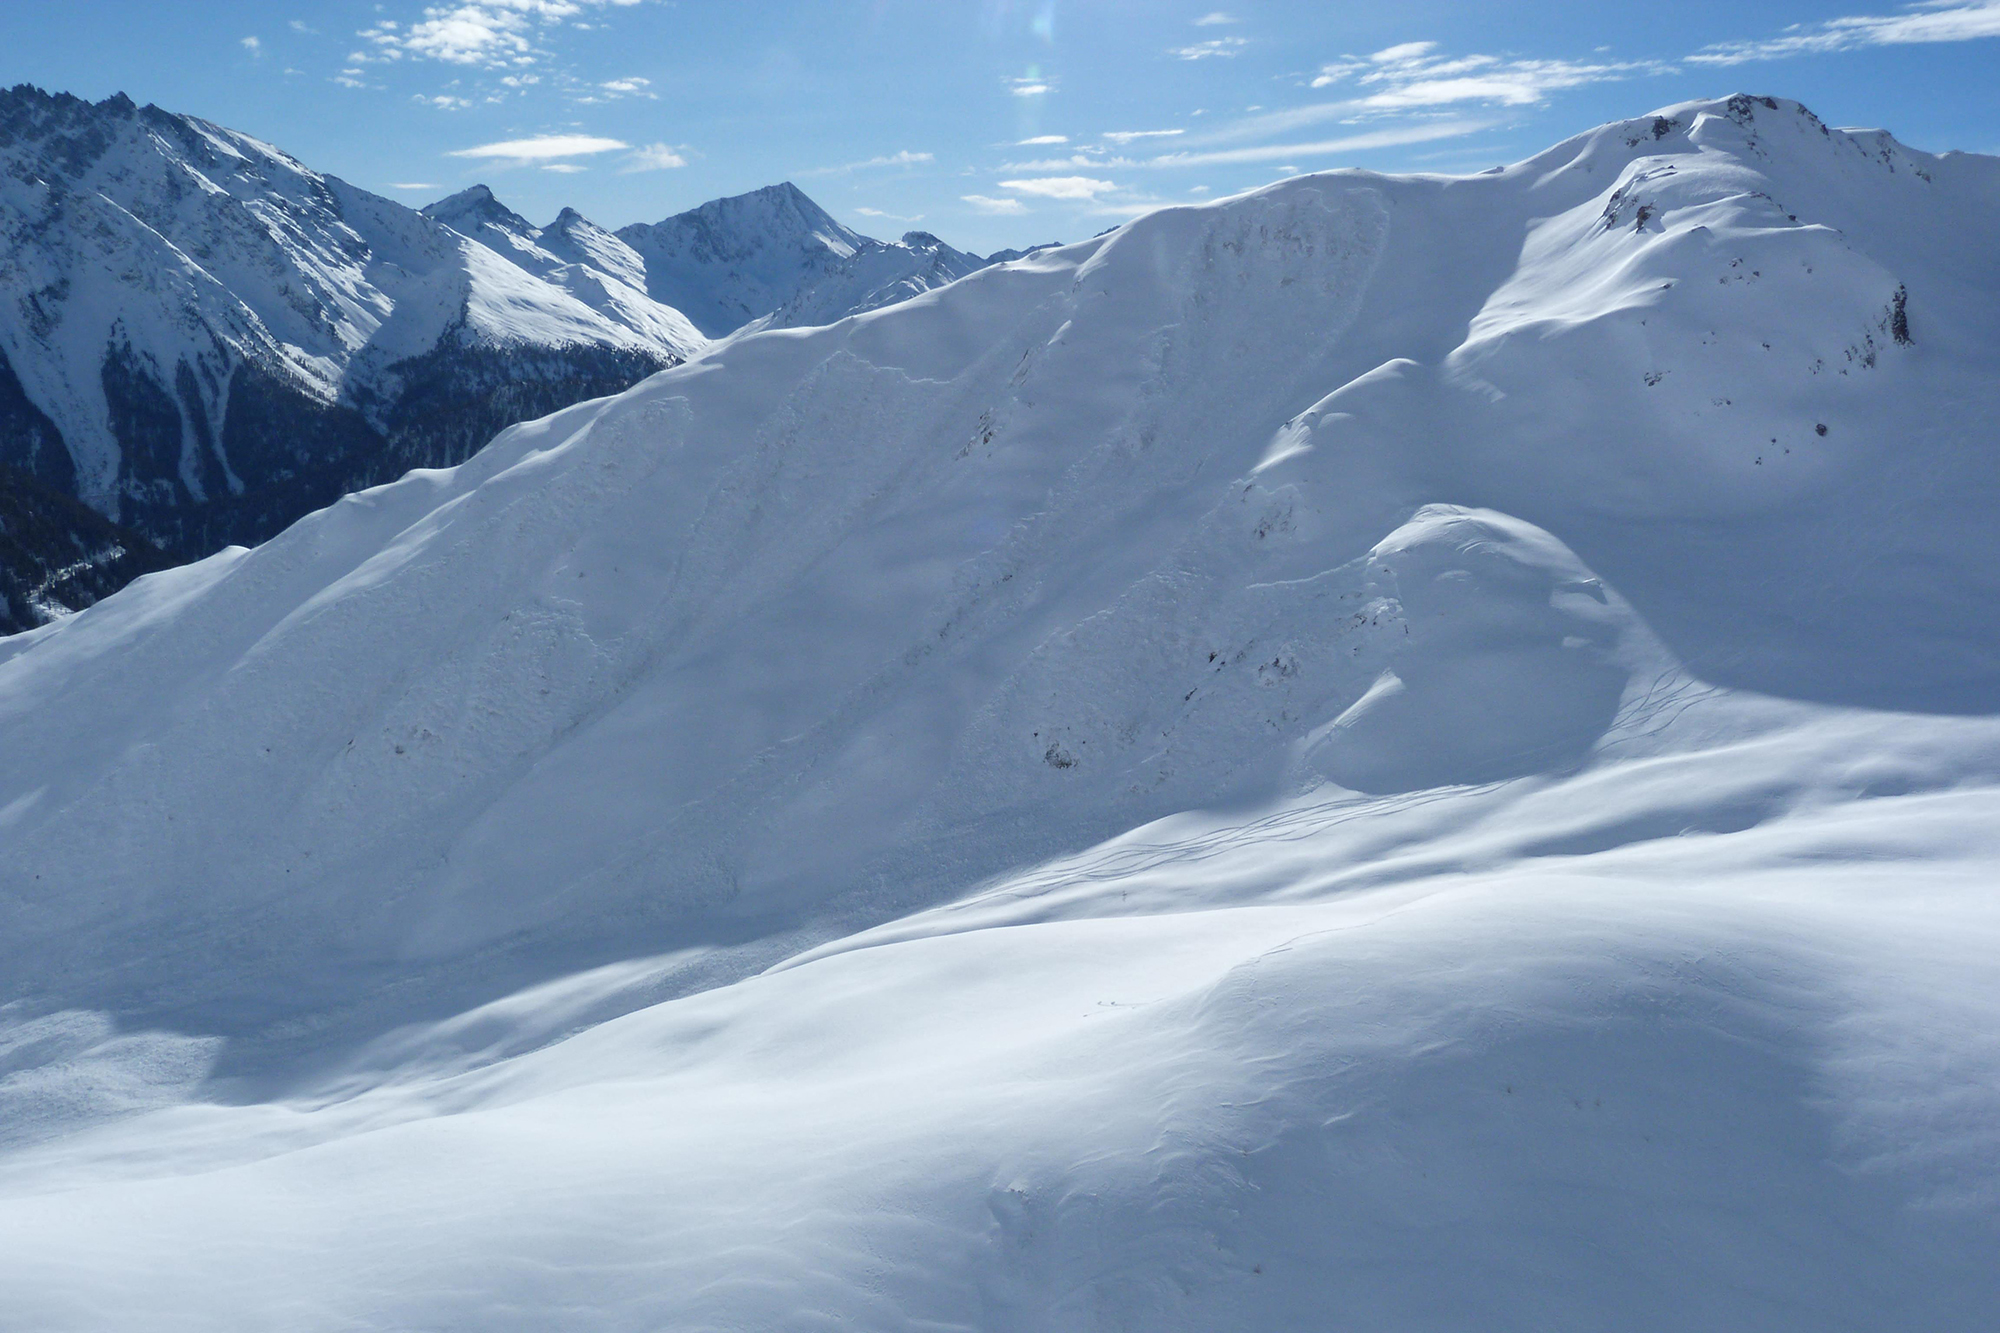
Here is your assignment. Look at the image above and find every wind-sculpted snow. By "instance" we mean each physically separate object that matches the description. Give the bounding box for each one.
[2,96,1999,1329]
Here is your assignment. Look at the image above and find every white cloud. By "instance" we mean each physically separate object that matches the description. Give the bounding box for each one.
[1194,11,1239,24]
[963,194,1029,214]
[419,93,475,109]
[388,182,441,190]
[448,133,629,162]
[620,143,688,171]
[1017,134,1068,145]
[1309,40,1661,107]
[855,207,924,222]
[542,162,587,173]
[241,35,263,55]
[599,76,655,98]
[999,175,1116,199]
[362,0,645,70]
[1143,119,1490,168]
[1010,75,1052,96]
[1172,36,1249,59]
[1690,0,2000,63]
[1102,129,1183,143]
[801,150,935,177]
[999,154,1132,171]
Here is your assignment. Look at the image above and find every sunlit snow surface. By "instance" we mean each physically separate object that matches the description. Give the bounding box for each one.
[3,97,1999,1329]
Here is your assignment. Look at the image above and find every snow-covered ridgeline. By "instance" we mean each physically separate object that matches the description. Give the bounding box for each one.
[2,96,1998,1327]
[0,86,700,560]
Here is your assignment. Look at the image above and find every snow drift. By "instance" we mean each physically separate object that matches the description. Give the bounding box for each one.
[2,95,1999,1329]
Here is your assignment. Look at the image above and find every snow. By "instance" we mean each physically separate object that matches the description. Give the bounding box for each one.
[617,181,991,337]
[2,95,1999,1327]
[421,187,706,356]
[0,91,702,516]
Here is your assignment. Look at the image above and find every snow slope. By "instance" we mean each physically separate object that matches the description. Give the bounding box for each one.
[3,95,2000,1329]
[617,181,993,337]
[421,185,705,354]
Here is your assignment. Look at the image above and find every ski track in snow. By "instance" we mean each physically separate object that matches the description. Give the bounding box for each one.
[2,95,1999,1329]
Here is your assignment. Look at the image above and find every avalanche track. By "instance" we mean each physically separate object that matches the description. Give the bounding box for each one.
[2,96,1998,1331]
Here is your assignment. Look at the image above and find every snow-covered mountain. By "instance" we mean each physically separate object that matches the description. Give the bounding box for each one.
[0,86,700,562]
[5,95,2000,1328]
[617,181,992,337]
[420,185,705,353]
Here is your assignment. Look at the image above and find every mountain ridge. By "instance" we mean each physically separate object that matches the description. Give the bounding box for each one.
[4,93,1997,1327]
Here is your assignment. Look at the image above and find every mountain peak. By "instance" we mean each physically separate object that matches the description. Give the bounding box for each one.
[422,183,535,237]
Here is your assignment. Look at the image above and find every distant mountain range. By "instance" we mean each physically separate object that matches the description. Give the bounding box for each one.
[0,85,1046,632]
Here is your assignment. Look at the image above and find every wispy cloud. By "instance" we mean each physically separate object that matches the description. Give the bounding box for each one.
[448,133,630,166]
[241,35,263,56]
[1194,11,1239,24]
[999,153,1131,171]
[1010,74,1052,97]
[1142,119,1491,168]
[801,150,935,177]
[1017,134,1068,145]
[289,19,318,35]
[856,207,925,222]
[359,0,646,70]
[1312,40,1660,107]
[1172,36,1249,59]
[621,143,688,172]
[388,182,440,191]
[598,76,655,98]
[963,194,1029,214]
[1689,0,2000,63]
[999,175,1116,199]
[1102,129,1183,143]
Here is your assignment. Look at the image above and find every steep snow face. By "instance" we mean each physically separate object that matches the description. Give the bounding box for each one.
[420,188,705,355]
[750,228,993,332]
[3,97,2000,1327]
[0,87,698,548]
[617,181,988,336]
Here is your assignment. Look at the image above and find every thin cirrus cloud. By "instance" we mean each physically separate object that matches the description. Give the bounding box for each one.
[1172,36,1249,59]
[1017,134,1068,145]
[1689,0,2000,63]
[1312,41,1661,107]
[1101,129,1184,143]
[1142,120,1492,168]
[1193,11,1239,24]
[801,150,936,177]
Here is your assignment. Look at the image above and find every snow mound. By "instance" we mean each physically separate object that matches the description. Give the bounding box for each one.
[2,96,1999,1328]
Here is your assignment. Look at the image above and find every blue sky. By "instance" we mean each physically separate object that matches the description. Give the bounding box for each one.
[4,1,1998,251]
